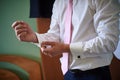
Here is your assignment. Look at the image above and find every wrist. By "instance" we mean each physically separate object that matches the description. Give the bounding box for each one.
[63,44,70,53]
[32,33,38,43]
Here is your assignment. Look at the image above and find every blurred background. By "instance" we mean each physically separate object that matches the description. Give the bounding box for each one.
[0,0,119,61]
[0,0,40,61]
[0,0,120,80]
[0,0,42,80]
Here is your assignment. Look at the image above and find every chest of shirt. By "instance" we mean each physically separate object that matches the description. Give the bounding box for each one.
[56,0,97,42]
[57,0,96,29]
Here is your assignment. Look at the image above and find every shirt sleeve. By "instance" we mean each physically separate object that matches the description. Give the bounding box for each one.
[70,0,120,59]
[35,0,60,47]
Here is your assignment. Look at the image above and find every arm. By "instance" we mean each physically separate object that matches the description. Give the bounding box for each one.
[70,0,120,59]
[11,1,59,45]
[35,0,60,45]
[40,0,120,58]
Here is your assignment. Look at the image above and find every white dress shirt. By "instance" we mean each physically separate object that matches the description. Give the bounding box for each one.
[35,0,120,71]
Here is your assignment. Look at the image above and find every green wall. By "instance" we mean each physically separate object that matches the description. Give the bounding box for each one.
[0,0,40,62]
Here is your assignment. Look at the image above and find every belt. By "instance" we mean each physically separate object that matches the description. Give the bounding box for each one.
[69,66,109,74]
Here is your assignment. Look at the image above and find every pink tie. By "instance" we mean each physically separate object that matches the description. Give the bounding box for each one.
[61,0,73,75]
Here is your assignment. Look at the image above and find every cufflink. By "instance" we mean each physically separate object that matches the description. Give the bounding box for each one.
[77,55,81,58]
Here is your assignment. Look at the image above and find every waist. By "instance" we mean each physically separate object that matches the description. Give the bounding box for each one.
[69,66,110,74]
[68,53,113,70]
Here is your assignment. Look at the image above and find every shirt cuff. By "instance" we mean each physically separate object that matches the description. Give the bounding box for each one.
[70,42,85,59]
[32,43,40,47]
[31,32,41,48]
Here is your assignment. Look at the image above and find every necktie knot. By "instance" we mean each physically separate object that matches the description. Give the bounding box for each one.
[69,0,73,6]
[69,0,73,3]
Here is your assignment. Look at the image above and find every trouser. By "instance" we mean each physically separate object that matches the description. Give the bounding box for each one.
[64,66,111,80]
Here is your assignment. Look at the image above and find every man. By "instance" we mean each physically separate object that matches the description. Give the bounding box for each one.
[12,0,120,80]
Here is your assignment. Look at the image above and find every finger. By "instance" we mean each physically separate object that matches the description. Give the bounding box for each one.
[41,41,55,47]
[41,47,55,57]
[14,24,27,35]
[43,52,53,58]
[17,32,27,41]
[47,53,53,57]
[41,46,47,53]
[12,21,19,28]
[42,41,55,45]
[42,47,52,54]
[15,24,27,30]
[16,29,27,36]
[43,52,48,55]
[41,49,48,55]
[12,21,24,29]
[41,44,47,48]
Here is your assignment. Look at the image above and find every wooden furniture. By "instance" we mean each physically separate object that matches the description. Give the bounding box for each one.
[0,18,63,80]
[110,56,120,80]
[0,55,42,80]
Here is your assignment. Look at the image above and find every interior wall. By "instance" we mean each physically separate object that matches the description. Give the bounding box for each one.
[0,0,40,61]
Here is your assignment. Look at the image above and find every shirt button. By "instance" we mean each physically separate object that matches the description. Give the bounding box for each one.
[77,55,81,58]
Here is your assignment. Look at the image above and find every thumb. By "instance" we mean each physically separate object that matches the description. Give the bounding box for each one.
[41,41,55,47]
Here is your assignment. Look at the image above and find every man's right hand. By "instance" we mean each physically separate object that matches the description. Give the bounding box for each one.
[12,21,38,43]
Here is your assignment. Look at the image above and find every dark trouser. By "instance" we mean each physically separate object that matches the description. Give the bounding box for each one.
[64,66,111,80]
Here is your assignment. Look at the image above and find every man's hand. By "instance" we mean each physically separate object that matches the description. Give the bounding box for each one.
[41,41,70,57]
[12,21,38,43]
